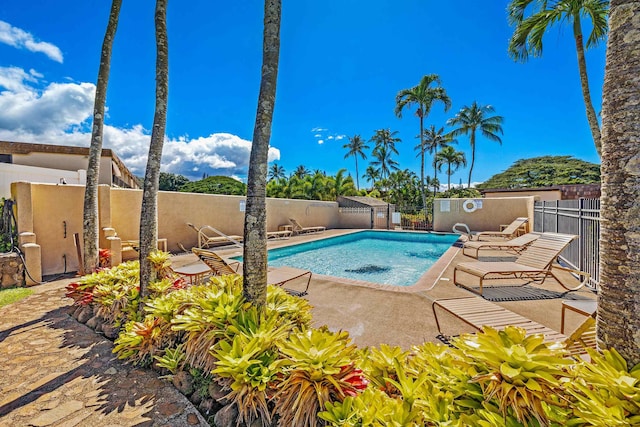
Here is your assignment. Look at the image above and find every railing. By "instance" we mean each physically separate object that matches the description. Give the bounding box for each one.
[533,199,600,291]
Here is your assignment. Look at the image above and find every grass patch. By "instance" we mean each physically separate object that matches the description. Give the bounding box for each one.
[0,287,33,308]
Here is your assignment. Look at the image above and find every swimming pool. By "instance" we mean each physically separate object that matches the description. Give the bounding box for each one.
[263,230,459,287]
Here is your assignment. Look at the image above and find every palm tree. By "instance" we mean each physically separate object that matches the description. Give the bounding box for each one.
[343,135,369,190]
[598,0,640,365]
[363,165,380,189]
[370,128,401,156]
[268,163,285,181]
[447,102,504,188]
[243,0,281,307]
[138,0,168,303]
[395,74,451,210]
[370,145,399,181]
[293,165,310,178]
[82,0,122,274]
[420,125,455,196]
[435,145,467,190]
[507,0,608,156]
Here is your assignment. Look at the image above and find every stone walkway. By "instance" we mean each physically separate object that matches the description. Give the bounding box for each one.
[0,278,209,427]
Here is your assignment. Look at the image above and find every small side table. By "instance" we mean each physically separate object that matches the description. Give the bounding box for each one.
[561,300,597,333]
[278,224,293,232]
[173,263,211,286]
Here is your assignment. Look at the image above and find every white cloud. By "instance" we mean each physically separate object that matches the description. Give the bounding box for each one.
[311,127,346,146]
[0,21,63,63]
[0,67,281,180]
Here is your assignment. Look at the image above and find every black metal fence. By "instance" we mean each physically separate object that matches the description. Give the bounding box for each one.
[533,199,600,291]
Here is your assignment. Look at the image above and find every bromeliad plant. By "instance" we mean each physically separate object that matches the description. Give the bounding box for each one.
[274,328,368,427]
[453,326,573,426]
[211,311,288,427]
[564,348,640,426]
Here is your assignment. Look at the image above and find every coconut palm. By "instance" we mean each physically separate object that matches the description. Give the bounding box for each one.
[268,163,285,181]
[435,145,467,190]
[420,125,456,196]
[447,102,504,188]
[82,0,122,274]
[507,0,608,156]
[243,0,281,307]
[370,145,399,181]
[138,0,169,302]
[370,128,401,156]
[395,74,451,211]
[363,165,380,189]
[293,165,310,178]
[343,135,369,190]
[598,0,640,365]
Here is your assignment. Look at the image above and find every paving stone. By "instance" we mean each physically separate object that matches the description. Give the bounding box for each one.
[29,400,84,426]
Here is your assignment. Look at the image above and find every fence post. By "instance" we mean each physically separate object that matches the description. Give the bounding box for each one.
[578,198,584,272]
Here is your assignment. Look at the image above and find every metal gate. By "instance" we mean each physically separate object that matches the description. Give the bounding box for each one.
[533,199,600,291]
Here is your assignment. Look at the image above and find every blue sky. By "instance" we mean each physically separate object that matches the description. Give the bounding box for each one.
[0,1,605,186]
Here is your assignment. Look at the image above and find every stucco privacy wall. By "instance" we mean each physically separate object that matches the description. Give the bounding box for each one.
[12,182,342,277]
[108,188,341,252]
[433,197,535,233]
[13,182,85,277]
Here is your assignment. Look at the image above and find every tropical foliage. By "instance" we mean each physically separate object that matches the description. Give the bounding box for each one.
[267,169,358,200]
[477,155,601,189]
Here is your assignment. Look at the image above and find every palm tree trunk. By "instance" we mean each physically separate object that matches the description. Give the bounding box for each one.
[447,163,451,190]
[243,0,281,308]
[82,0,122,273]
[419,113,426,213]
[573,15,602,156]
[355,156,359,191]
[467,131,476,188]
[598,0,640,366]
[139,0,169,303]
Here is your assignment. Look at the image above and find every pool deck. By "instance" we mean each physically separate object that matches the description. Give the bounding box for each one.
[0,228,597,425]
[178,228,597,349]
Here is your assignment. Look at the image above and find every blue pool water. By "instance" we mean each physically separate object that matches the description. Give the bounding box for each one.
[263,231,459,287]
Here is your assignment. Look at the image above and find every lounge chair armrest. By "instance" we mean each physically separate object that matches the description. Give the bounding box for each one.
[552,265,590,291]
[227,260,241,272]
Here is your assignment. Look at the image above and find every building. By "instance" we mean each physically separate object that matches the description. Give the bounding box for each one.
[0,140,140,197]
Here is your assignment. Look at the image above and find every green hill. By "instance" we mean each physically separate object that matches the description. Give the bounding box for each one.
[477,156,600,189]
[179,175,247,195]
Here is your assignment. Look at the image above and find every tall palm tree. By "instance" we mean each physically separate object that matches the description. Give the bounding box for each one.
[598,0,640,365]
[243,0,281,307]
[395,74,451,210]
[343,135,369,190]
[363,165,380,189]
[138,0,169,302]
[435,145,467,190]
[419,125,455,196]
[268,163,285,181]
[447,102,504,188]
[370,145,399,180]
[82,0,122,274]
[507,0,608,156]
